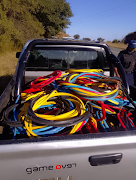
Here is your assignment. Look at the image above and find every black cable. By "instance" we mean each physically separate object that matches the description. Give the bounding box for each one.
[4,104,23,127]
[28,97,92,127]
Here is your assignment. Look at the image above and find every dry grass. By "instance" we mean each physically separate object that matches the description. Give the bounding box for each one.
[0,51,18,76]
[0,51,18,95]
[105,41,127,49]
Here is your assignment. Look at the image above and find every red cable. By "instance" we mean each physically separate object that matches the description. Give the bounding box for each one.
[127,118,135,127]
[127,112,132,117]
[30,70,61,89]
[126,113,135,127]
[85,123,92,133]
[97,101,115,113]
[107,105,124,111]
[59,80,104,95]
[90,121,98,133]
[79,129,83,134]
[96,102,106,122]
[23,70,62,93]
[117,113,126,129]
[86,118,98,133]
[43,108,59,115]
[75,78,96,84]
[75,120,87,132]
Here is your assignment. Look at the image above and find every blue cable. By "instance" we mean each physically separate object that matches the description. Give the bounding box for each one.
[62,84,101,93]
[12,95,20,138]
[61,83,119,101]
[70,72,104,83]
[51,81,58,89]
[99,111,110,131]
[31,99,75,136]
[96,111,107,132]
[33,127,65,136]
[127,117,135,130]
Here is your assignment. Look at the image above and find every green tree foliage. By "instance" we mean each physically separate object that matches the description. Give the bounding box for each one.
[112,39,119,43]
[0,3,20,50]
[97,37,105,42]
[0,0,73,52]
[74,34,80,39]
[0,0,44,50]
[35,0,73,37]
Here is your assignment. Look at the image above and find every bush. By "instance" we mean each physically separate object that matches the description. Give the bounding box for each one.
[112,39,118,43]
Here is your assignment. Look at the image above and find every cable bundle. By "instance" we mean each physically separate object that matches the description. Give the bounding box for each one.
[22,70,62,94]
[3,69,136,138]
[58,71,120,102]
[4,90,91,137]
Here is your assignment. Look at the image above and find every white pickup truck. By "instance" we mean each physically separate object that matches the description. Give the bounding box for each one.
[0,39,136,180]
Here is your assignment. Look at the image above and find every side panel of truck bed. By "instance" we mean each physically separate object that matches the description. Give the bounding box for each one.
[0,133,136,180]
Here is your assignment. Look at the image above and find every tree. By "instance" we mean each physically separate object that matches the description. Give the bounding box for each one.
[97,37,105,42]
[0,0,45,48]
[83,38,91,41]
[122,31,136,44]
[35,0,73,38]
[74,34,80,39]
[0,0,73,50]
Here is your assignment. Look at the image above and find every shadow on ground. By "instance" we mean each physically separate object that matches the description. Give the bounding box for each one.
[0,75,13,95]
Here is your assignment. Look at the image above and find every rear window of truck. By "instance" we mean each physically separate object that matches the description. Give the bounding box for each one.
[26,46,109,71]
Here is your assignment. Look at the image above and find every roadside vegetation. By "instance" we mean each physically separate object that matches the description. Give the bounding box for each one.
[0,51,19,95]
[0,51,18,77]
[0,0,73,53]
[105,41,127,49]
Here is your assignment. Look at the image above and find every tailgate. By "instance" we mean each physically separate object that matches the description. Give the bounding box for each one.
[0,132,136,180]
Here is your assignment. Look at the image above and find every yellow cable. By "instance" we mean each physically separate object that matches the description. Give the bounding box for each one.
[59,82,119,97]
[66,69,103,73]
[21,91,46,101]
[33,91,85,121]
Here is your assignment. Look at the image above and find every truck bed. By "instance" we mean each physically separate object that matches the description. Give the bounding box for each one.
[0,39,136,180]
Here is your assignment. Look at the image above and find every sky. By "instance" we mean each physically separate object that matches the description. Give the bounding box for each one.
[66,0,136,42]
